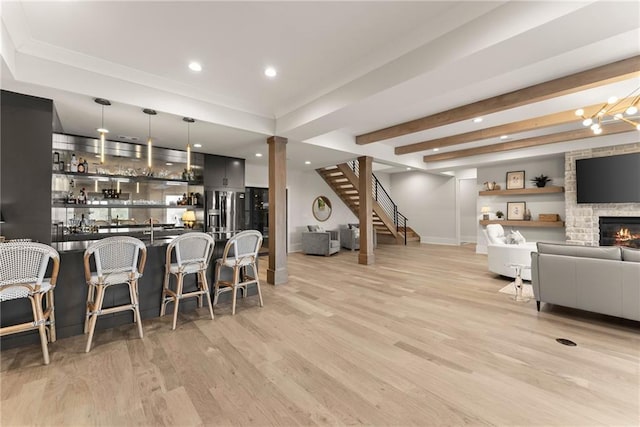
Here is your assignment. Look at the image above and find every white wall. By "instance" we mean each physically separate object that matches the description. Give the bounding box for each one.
[244,163,357,253]
[459,178,477,243]
[476,156,566,253]
[390,171,457,245]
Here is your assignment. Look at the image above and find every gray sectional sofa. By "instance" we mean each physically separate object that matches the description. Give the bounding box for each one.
[531,243,640,321]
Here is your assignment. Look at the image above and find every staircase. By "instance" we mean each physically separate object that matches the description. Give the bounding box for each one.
[316,161,420,245]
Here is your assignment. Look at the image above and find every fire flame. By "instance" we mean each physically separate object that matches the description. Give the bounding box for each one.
[615,227,640,242]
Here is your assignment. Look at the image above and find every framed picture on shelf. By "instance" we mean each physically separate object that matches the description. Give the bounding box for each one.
[506,170,525,190]
[507,202,526,220]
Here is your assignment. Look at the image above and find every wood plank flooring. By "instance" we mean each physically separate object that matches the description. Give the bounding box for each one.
[2,243,639,426]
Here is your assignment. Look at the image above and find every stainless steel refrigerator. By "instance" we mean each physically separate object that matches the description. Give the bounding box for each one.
[206,190,245,234]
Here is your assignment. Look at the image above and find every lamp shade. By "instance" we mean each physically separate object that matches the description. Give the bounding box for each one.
[481,206,491,214]
[182,210,196,222]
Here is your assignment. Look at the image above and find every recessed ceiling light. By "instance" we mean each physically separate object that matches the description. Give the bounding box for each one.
[305,161,311,165]
[264,67,277,78]
[500,135,509,140]
[473,117,483,123]
[433,148,439,152]
[406,167,411,170]
[193,143,202,148]
[255,153,263,157]
[188,62,202,72]
[166,162,173,166]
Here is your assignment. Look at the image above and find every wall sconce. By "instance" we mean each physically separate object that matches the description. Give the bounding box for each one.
[481,206,491,220]
[182,210,196,228]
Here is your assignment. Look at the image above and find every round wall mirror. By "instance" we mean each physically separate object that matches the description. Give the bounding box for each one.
[312,196,332,222]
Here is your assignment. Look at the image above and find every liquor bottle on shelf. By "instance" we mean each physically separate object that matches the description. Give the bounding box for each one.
[70,153,78,172]
[53,152,60,171]
[77,158,85,173]
[83,158,89,173]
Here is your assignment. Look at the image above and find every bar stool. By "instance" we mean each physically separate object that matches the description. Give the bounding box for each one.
[0,242,60,365]
[83,236,147,352]
[213,230,263,315]
[160,232,215,330]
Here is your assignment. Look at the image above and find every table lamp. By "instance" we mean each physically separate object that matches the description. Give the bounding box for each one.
[481,206,491,220]
[182,210,196,229]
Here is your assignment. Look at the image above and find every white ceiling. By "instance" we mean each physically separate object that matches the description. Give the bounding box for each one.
[1,1,639,174]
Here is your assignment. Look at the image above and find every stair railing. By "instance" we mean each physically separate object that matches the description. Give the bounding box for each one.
[348,160,408,245]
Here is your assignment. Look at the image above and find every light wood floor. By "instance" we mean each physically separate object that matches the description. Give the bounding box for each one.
[2,244,639,426]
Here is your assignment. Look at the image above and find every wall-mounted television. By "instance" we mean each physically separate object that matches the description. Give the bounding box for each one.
[576,152,640,204]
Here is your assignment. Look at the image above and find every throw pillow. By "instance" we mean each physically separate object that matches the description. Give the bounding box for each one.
[307,225,320,232]
[507,230,525,244]
[348,223,359,229]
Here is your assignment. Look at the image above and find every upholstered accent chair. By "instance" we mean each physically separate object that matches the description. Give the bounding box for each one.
[484,223,537,281]
[302,225,340,256]
[339,223,377,250]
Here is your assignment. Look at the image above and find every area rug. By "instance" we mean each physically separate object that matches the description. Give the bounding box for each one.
[499,282,534,298]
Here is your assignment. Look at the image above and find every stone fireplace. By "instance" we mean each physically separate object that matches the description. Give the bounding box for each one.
[565,142,640,246]
[599,217,640,248]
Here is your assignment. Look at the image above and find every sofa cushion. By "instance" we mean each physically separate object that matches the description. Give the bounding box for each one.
[330,240,340,249]
[486,224,507,244]
[622,247,640,262]
[536,242,621,260]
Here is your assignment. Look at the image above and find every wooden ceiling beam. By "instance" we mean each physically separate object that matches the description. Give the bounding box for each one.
[422,122,633,162]
[357,55,640,145]
[396,98,635,155]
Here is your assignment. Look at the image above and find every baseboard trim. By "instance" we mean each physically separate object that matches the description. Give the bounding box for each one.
[420,237,458,246]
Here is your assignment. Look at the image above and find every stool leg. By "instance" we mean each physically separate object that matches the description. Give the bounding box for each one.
[130,280,144,339]
[85,284,105,353]
[46,289,57,342]
[213,263,221,306]
[84,284,95,334]
[254,266,264,308]
[200,270,215,320]
[231,266,239,315]
[30,294,50,365]
[160,269,170,316]
[172,273,184,330]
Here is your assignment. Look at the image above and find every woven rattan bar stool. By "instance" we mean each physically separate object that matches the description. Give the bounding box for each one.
[160,232,215,330]
[213,230,263,315]
[83,236,147,352]
[0,242,60,365]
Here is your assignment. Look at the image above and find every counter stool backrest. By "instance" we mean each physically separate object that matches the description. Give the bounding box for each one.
[170,232,215,267]
[85,236,146,276]
[222,230,262,267]
[0,242,60,294]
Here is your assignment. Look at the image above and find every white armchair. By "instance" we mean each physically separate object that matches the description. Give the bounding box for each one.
[484,224,536,281]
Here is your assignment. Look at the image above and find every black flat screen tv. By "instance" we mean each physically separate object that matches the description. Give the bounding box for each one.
[576,152,640,203]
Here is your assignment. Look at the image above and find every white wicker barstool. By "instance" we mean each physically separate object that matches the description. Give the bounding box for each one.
[213,230,263,315]
[160,232,215,330]
[83,236,147,352]
[0,242,60,365]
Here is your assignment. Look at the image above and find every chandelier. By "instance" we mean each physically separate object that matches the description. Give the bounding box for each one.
[575,87,640,134]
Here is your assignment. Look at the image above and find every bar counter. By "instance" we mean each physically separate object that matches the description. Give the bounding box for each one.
[1,233,246,349]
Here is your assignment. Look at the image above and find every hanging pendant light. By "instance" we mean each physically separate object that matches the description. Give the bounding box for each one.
[143,108,157,169]
[94,98,111,164]
[183,117,195,172]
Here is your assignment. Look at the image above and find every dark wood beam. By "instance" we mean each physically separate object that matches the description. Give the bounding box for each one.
[422,122,633,162]
[395,99,635,155]
[357,55,640,145]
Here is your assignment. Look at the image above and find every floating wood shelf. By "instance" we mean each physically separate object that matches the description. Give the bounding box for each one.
[479,186,564,196]
[479,220,565,228]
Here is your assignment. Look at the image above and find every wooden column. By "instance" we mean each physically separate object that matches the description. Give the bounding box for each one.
[358,156,375,265]
[267,136,288,285]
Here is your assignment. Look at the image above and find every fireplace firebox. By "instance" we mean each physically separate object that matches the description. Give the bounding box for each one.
[599,217,640,248]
